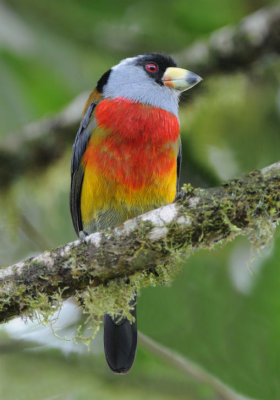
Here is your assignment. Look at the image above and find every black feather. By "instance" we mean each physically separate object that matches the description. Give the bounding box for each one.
[176,137,182,194]
[104,299,137,374]
[70,102,97,235]
[96,69,112,93]
[136,53,177,86]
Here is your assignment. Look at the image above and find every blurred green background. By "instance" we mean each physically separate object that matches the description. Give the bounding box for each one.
[0,0,280,399]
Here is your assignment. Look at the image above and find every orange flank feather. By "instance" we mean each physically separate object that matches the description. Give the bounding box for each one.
[83,89,101,115]
[80,97,180,227]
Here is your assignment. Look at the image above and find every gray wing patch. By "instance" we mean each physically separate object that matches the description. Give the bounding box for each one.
[71,102,96,175]
[176,137,182,195]
[70,102,97,235]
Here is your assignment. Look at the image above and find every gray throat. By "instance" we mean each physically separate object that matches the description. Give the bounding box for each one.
[102,64,180,117]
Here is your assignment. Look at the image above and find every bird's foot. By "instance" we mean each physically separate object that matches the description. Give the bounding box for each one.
[79,230,88,243]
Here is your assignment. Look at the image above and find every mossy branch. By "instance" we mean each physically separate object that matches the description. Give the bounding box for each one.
[0,161,280,324]
[0,92,88,188]
[1,5,280,188]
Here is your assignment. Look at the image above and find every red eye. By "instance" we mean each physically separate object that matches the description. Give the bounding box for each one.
[145,63,158,73]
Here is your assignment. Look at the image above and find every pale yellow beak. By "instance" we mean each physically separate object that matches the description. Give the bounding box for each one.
[162,67,202,91]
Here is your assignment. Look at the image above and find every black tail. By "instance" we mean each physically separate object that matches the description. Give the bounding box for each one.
[104,300,137,374]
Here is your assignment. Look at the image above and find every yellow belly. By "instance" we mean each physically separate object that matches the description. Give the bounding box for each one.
[81,161,177,231]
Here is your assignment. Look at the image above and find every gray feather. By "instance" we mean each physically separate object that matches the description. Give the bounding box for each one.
[70,102,97,235]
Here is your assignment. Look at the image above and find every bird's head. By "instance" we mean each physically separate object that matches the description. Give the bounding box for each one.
[96,53,202,116]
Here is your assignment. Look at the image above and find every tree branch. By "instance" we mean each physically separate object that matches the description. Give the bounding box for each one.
[174,4,280,74]
[138,332,253,400]
[0,92,88,188]
[0,161,279,323]
[0,5,279,188]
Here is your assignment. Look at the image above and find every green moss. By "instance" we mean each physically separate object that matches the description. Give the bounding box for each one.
[1,166,279,346]
[182,183,195,196]
[74,256,183,345]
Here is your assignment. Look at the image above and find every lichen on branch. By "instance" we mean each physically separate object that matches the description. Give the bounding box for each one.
[0,161,279,331]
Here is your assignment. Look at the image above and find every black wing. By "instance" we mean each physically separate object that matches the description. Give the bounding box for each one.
[70,102,97,235]
[176,137,182,195]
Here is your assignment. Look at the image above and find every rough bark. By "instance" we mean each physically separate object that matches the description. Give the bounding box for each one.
[0,161,279,323]
[0,5,280,188]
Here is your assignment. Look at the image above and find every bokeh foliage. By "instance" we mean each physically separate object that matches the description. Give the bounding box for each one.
[0,0,280,399]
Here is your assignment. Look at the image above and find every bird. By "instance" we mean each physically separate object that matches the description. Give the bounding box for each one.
[70,53,202,374]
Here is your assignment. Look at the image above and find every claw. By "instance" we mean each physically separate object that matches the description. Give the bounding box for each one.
[79,230,88,243]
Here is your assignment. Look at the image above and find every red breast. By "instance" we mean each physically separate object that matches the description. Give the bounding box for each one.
[83,97,180,190]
